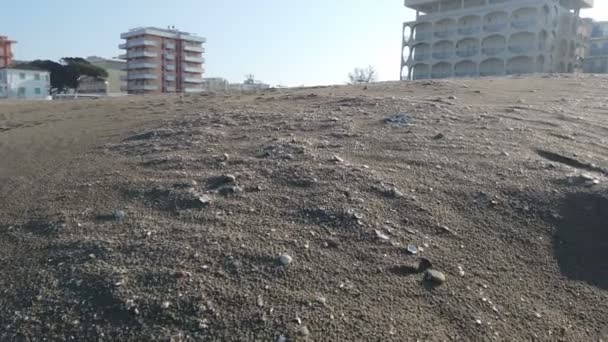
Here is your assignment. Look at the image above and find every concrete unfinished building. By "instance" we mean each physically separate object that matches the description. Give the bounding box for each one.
[400,0,594,80]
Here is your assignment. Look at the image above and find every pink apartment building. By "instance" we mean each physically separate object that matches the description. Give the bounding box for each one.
[120,27,205,94]
[0,36,16,68]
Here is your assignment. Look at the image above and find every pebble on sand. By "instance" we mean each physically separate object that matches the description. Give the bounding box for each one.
[425,269,446,285]
[279,253,293,266]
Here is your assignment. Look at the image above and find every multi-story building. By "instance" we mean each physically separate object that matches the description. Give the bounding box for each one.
[400,0,594,80]
[0,36,16,68]
[86,56,127,94]
[0,67,50,100]
[584,21,608,73]
[119,27,205,94]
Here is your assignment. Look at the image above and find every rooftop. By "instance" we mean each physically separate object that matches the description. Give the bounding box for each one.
[121,27,206,43]
[404,0,594,10]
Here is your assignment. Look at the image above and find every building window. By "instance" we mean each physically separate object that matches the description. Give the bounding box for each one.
[35,88,41,95]
[45,75,49,81]
[19,73,26,80]
[18,87,26,96]
[35,74,41,80]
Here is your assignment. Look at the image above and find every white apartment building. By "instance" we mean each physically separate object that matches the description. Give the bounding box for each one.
[0,68,50,100]
[120,27,206,94]
[400,0,594,80]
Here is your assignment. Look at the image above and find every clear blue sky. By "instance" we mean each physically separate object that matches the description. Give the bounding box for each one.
[5,1,608,86]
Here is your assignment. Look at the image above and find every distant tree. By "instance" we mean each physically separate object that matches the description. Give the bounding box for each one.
[61,57,108,89]
[348,65,377,84]
[14,58,107,92]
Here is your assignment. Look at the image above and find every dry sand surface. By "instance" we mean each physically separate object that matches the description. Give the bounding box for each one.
[0,75,607,341]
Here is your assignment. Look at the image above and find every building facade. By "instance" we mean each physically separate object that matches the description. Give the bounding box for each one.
[202,77,229,92]
[119,27,205,94]
[0,68,50,99]
[400,0,594,80]
[86,56,126,94]
[584,21,608,73]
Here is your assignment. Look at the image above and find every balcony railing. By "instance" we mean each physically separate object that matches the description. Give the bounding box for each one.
[456,48,479,57]
[165,43,175,49]
[413,32,432,41]
[455,71,477,77]
[164,74,176,81]
[484,23,508,32]
[127,51,158,58]
[483,47,505,55]
[128,84,159,91]
[509,44,535,53]
[432,51,452,59]
[120,39,158,49]
[121,74,158,81]
[183,45,204,53]
[183,66,204,73]
[165,54,175,60]
[590,47,608,56]
[125,62,157,70]
[183,56,205,63]
[458,26,481,35]
[183,76,204,83]
[165,64,176,71]
[413,53,430,61]
[431,72,452,79]
[184,87,203,93]
[434,30,454,38]
[511,19,536,29]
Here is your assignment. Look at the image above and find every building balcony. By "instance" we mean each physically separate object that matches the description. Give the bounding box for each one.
[183,76,204,83]
[121,74,158,81]
[165,86,176,92]
[455,71,477,77]
[119,39,158,49]
[590,47,608,56]
[183,56,205,63]
[125,62,157,70]
[458,27,481,35]
[164,74,176,81]
[509,44,535,53]
[431,72,451,79]
[413,53,431,61]
[456,48,479,57]
[126,51,158,58]
[511,19,536,30]
[165,42,175,49]
[413,32,432,41]
[165,54,175,60]
[183,66,204,73]
[484,23,508,32]
[183,45,204,53]
[432,51,452,59]
[483,47,505,55]
[434,30,454,38]
[184,87,203,93]
[127,84,159,91]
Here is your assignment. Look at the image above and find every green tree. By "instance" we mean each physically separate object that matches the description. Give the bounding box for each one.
[14,58,108,92]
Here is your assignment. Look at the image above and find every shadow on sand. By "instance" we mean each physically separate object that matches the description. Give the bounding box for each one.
[552,192,608,290]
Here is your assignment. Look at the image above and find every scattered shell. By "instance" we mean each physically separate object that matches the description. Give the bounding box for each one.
[160,301,171,309]
[406,244,418,255]
[374,230,390,241]
[113,210,127,221]
[279,253,293,266]
[425,269,446,285]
